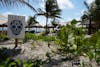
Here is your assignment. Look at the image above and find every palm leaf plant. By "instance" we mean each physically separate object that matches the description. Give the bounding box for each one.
[34,0,61,34]
[0,0,37,12]
[82,0,100,34]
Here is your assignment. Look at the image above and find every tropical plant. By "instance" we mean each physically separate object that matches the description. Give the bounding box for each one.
[51,19,60,32]
[0,0,37,12]
[82,0,100,34]
[0,58,43,67]
[27,16,38,31]
[57,19,79,54]
[89,0,100,23]
[0,34,8,42]
[24,32,56,42]
[34,0,61,34]
[56,18,100,65]
[82,1,93,35]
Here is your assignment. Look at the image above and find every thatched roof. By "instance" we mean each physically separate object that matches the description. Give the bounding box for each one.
[0,14,7,19]
[0,20,7,25]
[0,20,7,27]
[44,24,55,28]
[27,23,43,28]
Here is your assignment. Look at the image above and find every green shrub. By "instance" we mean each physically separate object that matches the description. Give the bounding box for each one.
[24,33,39,42]
[24,32,56,42]
[0,34,8,41]
[41,36,56,42]
[56,19,88,56]
[56,20,100,62]
[0,58,43,67]
[0,48,9,63]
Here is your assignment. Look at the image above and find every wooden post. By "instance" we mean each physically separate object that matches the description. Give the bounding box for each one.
[14,38,18,49]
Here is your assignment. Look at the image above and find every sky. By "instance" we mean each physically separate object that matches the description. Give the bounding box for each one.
[0,0,94,25]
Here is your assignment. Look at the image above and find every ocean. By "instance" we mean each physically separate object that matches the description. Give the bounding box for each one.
[0,27,45,32]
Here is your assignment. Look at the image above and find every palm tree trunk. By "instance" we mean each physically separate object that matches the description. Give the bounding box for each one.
[28,25,30,32]
[46,17,48,34]
[88,17,92,35]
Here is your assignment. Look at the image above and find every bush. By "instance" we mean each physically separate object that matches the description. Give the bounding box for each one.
[56,19,88,56]
[41,36,56,42]
[0,34,8,42]
[24,32,56,42]
[0,58,43,67]
[0,48,9,63]
[24,33,39,42]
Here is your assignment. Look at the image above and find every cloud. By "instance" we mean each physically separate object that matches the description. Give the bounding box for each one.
[66,17,73,21]
[0,12,13,20]
[81,10,85,15]
[57,0,74,9]
[1,12,28,21]
[75,9,85,16]
[3,12,13,15]
[75,17,80,21]
[86,0,95,4]
[39,0,74,9]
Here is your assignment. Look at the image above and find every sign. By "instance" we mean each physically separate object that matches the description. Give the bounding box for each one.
[8,15,25,38]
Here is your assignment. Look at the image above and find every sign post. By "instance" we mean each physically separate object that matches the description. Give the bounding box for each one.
[8,15,25,48]
[15,38,18,48]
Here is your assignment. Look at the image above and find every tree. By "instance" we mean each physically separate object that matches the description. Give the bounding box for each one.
[82,0,100,34]
[90,0,100,24]
[35,0,61,34]
[82,1,93,35]
[27,16,38,31]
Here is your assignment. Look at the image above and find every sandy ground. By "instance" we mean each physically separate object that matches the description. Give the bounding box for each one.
[0,40,99,67]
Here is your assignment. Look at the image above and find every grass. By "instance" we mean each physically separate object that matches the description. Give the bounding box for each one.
[24,32,56,42]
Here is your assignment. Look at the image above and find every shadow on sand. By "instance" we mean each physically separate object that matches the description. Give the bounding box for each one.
[0,47,21,63]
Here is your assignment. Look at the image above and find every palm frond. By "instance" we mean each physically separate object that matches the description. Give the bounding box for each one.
[0,0,37,12]
[0,0,18,7]
[20,0,37,12]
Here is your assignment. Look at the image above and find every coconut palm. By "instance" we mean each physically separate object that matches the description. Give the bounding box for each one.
[82,0,100,34]
[81,1,93,35]
[35,0,61,34]
[90,0,100,24]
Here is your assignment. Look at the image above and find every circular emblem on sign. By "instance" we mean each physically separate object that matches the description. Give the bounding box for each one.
[10,20,23,35]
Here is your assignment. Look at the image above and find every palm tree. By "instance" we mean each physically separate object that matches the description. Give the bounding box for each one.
[27,16,38,32]
[82,0,100,34]
[0,0,37,12]
[90,0,100,24]
[82,1,93,35]
[35,0,61,34]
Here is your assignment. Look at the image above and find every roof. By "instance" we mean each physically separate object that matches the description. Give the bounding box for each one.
[59,21,71,26]
[0,14,7,19]
[0,20,7,25]
[81,20,95,25]
[29,23,43,28]
[44,24,55,28]
[0,14,8,25]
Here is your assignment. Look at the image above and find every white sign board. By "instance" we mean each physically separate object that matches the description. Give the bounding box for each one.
[8,15,25,38]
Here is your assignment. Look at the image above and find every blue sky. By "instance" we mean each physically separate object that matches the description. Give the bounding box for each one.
[0,0,94,25]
